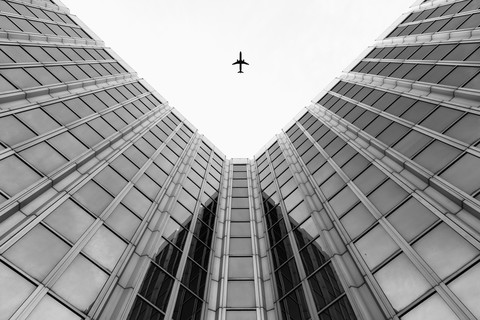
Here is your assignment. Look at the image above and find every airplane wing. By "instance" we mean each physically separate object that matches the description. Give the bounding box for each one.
[232,61,240,65]
[244,62,249,65]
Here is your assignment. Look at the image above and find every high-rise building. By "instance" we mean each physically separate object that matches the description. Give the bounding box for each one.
[0,0,479,319]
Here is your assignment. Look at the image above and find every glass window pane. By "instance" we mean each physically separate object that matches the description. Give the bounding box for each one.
[0,155,41,196]
[1,45,35,63]
[353,165,386,195]
[231,209,250,221]
[1,68,40,89]
[288,201,310,226]
[0,115,36,146]
[356,224,399,269]
[401,294,459,320]
[26,67,59,85]
[4,224,70,280]
[340,202,376,240]
[44,102,79,126]
[413,223,477,279]
[83,226,127,271]
[94,166,127,196]
[122,187,152,218]
[138,264,174,311]
[52,254,108,311]
[440,153,480,194]
[0,15,21,32]
[444,113,480,144]
[367,180,408,215]
[419,107,463,133]
[393,131,432,158]
[0,261,36,319]
[448,262,480,318]
[225,311,257,320]
[44,199,95,243]
[374,253,430,312]
[330,186,358,218]
[106,204,141,240]
[20,142,67,175]
[413,141,461,173]
[73,181,113,216]
[386,197,437,242]
[16,109,60,135]
[26,295,81,320]
[172,286,202,320]
[230,222,251,237]
[228,257,253,278]
[70,124,103,147]
[227,281,255,307]
[48,132,88,160]
[229,238,252,255]
[279,287,311,320]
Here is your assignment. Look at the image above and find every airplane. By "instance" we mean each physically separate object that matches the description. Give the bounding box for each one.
[232,51,249,73]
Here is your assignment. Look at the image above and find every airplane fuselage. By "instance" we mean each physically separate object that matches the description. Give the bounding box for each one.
[233,51,249,73]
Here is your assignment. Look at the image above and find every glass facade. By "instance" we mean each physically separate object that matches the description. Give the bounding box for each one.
[0,0,480,319]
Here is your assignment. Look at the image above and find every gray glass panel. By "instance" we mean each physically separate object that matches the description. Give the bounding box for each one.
[367,180,408,215]
[16,109,60,135]
[413,141,461,173]
[386,197,437,242]
[228,257,254,278]
[73,181,113,216]
[4,224,70,280]
[440,153,480,194]
[122,187,152,218]
[52,254,108,311]
[0,262,35,319]
[449,262,480,317]
[0,115,36,146]
[375,253,430,311]
[45,199,95,243]
[340,202,376,240]
[356,224,399,269]
[20,142,68,175]
[48,132,88,160]
[1,68,40,89]
[26,295,81,320]
[401,294,459,320]
[0,155,41,196]
[226,281,255,307]
[83,226,127,271]
[230,238,252,255]
[105,204,141,240]
[444,113,480,144]
[413,223,477,279]
[230,222,251,237]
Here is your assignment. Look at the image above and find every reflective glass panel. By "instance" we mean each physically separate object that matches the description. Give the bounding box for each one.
[138,264,174,311]
[401,294,458,320]
[0,262,35,319]
[26,295,81,320]
[356,224,399,269]
[52,254,108,312]
[448,262,480,318]
[413,223,477,279]
[45,199,95,243]
[227,281,255,307]
[386,197,437,242]
[4,224,70,280]
[374,253,430,311]
[105,204,141,241]
[83,226,127,271]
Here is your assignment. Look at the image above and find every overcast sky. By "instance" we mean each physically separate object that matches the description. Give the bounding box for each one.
[61,0,415,158]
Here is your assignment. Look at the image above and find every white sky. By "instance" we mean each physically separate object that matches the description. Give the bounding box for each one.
[60,0,415,158]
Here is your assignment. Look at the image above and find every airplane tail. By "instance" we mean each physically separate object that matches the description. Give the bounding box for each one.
[238,70,243,73]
